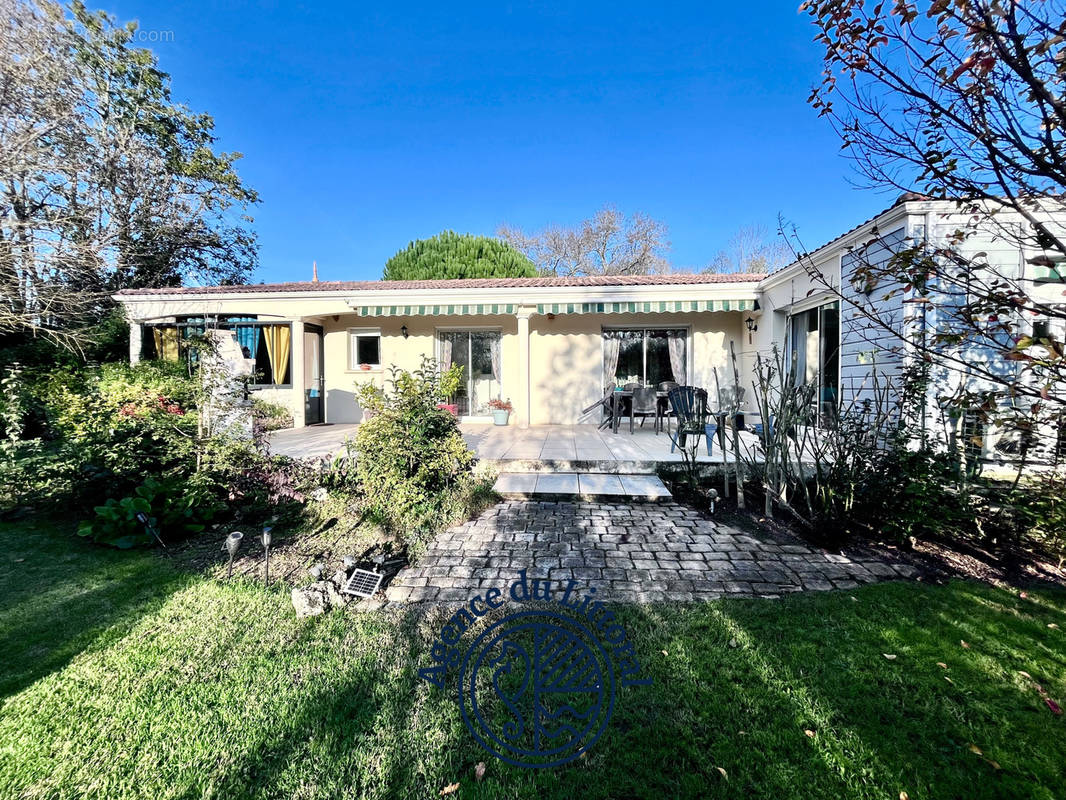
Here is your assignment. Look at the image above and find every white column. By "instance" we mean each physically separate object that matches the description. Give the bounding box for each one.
[291,319,306,428]
[129,320,142,364]
[516,307,533,428]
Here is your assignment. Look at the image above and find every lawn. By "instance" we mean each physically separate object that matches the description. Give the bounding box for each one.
[1,517,1064,800]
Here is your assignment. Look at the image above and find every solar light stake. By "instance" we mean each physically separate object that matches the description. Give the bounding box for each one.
[223,531,244,578]
[135,511,166,549]
[262,526,273,585]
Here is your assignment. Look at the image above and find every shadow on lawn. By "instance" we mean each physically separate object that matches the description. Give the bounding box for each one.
[0,515,191,699]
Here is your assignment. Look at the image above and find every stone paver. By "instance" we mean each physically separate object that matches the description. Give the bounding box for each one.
[387,500,919,604]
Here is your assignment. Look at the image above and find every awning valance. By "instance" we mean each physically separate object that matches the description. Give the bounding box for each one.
[536,299,754,314]
[352,298,754,317]
[354,303,518,317]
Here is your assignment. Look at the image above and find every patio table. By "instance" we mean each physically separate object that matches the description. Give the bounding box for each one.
[609,390,670,434]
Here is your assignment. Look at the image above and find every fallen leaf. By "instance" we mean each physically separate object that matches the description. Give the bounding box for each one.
[969,744,984,756]
[850,596,858,602]
[945,676,955,685]
[883,653,897,660]
[989,760,1001,770]
[900,792,910,800]
[1020,591,1028,599]
[1046,697,1063,715]
[440,783,459,796]
[937,662,948,669]
[804,729,816,738]
[1049,623,1059,630]
[1019,670,1032,679]
[13,558,24,563]
[716,767,728,780]
[728,639,738,648]
[474,762,486,783]
[661,650,669,656]
[960,640,971,649]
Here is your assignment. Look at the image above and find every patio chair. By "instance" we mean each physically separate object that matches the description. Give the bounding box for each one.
[582,389,616,430]
[627,386,660,434]
[657,381,679,435]
[667,386,717,456]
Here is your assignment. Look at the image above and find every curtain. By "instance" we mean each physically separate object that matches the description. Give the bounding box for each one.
[235,324,261,360]
[152,327,180,361]
[489,333,501,383]
[440,335,453,369]
[602,333,620,390]
[667,331,686,384]
[262,325,291,385]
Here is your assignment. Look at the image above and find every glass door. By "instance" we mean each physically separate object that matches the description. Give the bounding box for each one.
[787,302,839,423]
[303,325,323,424]
[438,330,502,416]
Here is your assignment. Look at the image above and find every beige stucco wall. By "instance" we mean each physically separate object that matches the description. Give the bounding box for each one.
[320,314,520,423]
[529,312,746,424]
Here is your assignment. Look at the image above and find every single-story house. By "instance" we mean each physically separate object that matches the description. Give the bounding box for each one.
[114,196,1065,462]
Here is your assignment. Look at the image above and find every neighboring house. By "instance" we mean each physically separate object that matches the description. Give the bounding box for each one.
[114,196,1065,463]
[754,196,1066,466]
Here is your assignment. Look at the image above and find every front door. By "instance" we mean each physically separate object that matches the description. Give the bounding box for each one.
[303,325,324,424]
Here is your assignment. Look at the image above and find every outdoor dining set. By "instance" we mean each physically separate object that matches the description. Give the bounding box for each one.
[582,382,756,456]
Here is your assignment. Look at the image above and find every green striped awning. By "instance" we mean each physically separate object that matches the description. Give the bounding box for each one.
[355,303,518,317]
[535,299,754,315]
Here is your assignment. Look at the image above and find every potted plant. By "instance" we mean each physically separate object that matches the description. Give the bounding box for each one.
[359,363,372,371]
[488,398,513,426]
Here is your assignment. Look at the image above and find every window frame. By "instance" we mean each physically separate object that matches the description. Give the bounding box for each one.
[601,325,692,388]
[347,327,382,372]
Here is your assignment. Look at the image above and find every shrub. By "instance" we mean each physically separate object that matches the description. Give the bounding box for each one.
[353,357,480,557]
[77,476,216,548]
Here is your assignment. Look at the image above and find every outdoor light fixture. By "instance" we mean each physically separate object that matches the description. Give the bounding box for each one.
[262,526,273,585]
[135,511,166,549]
[401,324,409,339]
[343,555,357,570]
[745,316,758,344]
[223,531,244,578]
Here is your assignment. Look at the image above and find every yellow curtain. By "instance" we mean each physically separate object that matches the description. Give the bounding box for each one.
[262,325,291,385]
[152,327,180,361]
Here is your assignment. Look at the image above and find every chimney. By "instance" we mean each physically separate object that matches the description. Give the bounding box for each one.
[312,260,319,282]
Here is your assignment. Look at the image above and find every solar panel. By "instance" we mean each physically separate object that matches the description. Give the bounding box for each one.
[342,568,384,598]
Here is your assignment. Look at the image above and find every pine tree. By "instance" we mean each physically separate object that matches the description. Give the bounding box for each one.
[383,231,537,281]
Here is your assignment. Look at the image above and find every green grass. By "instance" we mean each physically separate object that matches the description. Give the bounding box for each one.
[1,517,1064,799]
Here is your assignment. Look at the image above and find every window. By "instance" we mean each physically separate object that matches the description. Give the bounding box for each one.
[1033,318,1052,340]
[349,329,382,370]
[786,301,840,422]
[140,316,291,386]
[602,328,687,388]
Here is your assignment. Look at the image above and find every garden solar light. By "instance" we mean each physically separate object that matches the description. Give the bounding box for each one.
[343,555,357,570]
[262,526,273,585]
[135,511,166,549]
[223,531,243,578]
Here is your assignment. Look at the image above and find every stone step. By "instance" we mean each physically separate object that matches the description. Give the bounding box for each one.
[481,458,660,475]
[493,471,672,502]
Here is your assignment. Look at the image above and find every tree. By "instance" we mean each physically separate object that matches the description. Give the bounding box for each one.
[705,224,789,274]
[798,0,1066,466]
[382,231,537,281]
[0,0,258,352]
[497,206,670,276]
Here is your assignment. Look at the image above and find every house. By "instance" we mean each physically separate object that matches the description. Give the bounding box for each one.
[114,196,1064,463]
[115,273,763,428]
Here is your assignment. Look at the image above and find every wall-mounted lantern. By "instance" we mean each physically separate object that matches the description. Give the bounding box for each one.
[745,316,758,344]
[401,324,409,339]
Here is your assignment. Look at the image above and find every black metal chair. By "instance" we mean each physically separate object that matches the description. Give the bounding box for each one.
[667,386,717,455]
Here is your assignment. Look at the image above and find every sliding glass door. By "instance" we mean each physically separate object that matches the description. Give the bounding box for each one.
[603,328,687,389]
[438,330,502,415]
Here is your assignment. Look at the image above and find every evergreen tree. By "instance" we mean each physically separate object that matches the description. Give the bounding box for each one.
[383,231,537,281]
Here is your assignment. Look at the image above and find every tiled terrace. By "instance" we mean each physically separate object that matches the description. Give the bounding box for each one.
[268,422,756,465]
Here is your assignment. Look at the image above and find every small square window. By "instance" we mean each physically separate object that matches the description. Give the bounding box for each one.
[1033,319,1052,340]
[349,329,381,369]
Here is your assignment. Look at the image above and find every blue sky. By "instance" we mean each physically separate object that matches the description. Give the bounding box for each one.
[105,0,893,283]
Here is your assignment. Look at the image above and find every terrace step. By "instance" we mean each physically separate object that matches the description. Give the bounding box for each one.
[480,458,659,475]
[493,471,672,502]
